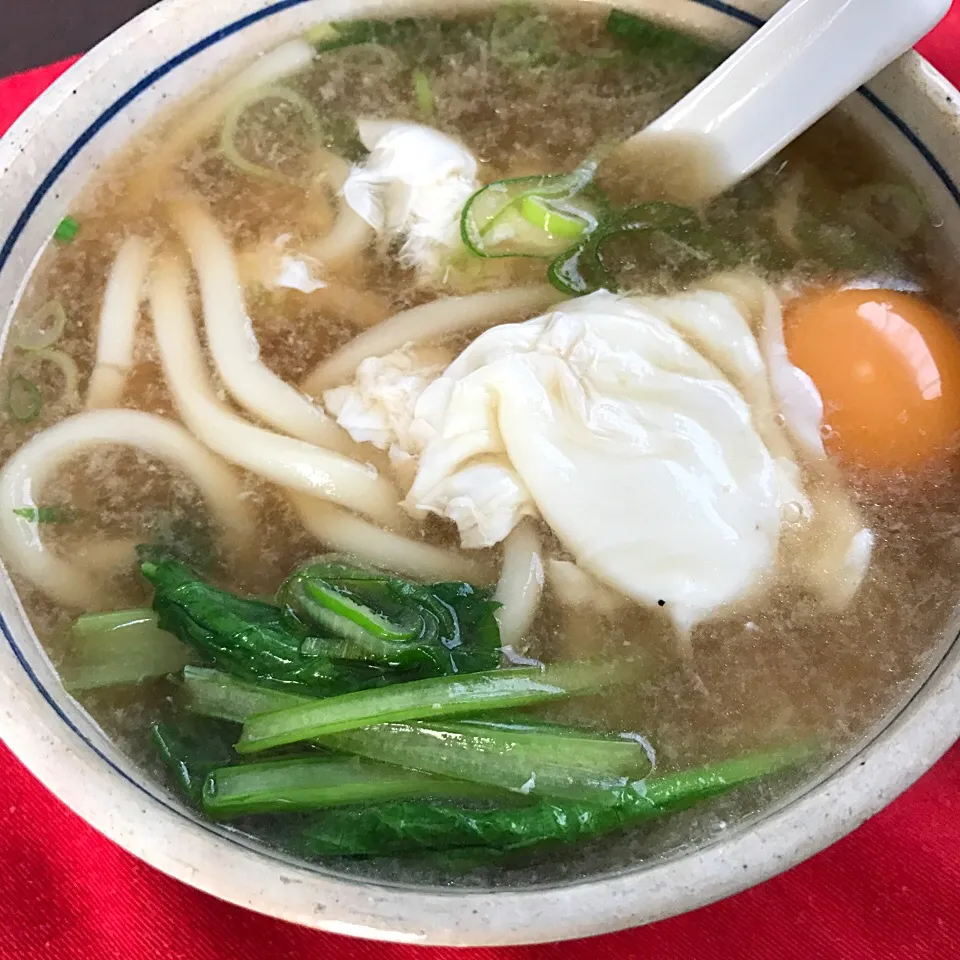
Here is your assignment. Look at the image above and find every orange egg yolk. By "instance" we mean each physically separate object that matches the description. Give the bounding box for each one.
[783,288,960,471]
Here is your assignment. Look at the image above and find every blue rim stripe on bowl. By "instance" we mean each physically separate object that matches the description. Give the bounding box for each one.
[0,0,958,874]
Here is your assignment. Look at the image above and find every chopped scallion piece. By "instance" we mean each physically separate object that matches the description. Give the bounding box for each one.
[412,68,435,118]
[6,376,42,422]
[14,300,68,351]
[12,506,73,523]
[306,18,418,53]
[220,85,323,186]
[520,196,590,238]
[461,161,602,259]
[54,216,80,244]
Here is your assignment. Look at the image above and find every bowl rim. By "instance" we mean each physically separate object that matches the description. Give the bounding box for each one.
[1,0,959,946]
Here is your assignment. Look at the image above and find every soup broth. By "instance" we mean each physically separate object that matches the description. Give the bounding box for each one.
[2,4,959,884]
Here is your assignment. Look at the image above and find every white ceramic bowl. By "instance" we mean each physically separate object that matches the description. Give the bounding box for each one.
[1,0,959,946]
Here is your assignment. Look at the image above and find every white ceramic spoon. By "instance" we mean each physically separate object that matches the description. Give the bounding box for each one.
[622,0,952,202]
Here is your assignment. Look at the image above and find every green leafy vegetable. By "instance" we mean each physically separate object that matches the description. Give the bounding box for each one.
[235,662,614,755]
[152,718,239,806]
[53,216,80,244]
[6,376,42,422]
[320,719,655,804]
[202,755,502,818]
[279,557,502,677]
[12,506,73,523]
[141,552,502,695]
[61,608,199,692]
[293,742,813,857]
[606,10,727,71]
[139,551,386,696]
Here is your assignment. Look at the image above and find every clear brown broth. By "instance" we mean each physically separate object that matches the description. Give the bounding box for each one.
[2,6,960,881]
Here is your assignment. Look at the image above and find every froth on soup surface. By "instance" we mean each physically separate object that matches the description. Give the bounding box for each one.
[1,4,959,884]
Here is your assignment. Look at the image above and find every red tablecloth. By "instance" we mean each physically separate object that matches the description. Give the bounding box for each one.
[2,8,960,958]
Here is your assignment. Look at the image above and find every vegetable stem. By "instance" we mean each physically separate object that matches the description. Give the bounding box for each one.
[202,756,502,818]
[321,719,655,804]
[293,741,814,857]
[62,609,198,691]
[181,665,312,723]
[236,662,613,755]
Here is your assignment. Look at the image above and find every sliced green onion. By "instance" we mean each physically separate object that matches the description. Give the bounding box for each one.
[14,300,68,351]
[202,755,498,818]
[305,18,417,53]
[12,506,73,523]
[6,376,42,422]
[236,662,613,755]
[461,161,601,259]
[412,68,435,118]
[30,348,81,409]
[520,196,590,238]
[322,719,655,805]
[54,216,80,244]
[305,22,343,48]
[181,665,313,723]
[61,609,199,691]
[220,85,323,186]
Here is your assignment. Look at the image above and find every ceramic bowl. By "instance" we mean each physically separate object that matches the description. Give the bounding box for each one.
[1,0,959,945]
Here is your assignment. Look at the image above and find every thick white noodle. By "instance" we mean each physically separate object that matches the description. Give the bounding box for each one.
[306,205,375,268]
[300,150,376,266]
[148,254,406,529]
[300,283,392,329]
[169,198,355,454]
[546,558,628,616]
[494,519,544,646]
[0,410,256,609]
[302,285,565,394]
[290,493,491,583]
[86,236,152,409]
[129,40,315,208]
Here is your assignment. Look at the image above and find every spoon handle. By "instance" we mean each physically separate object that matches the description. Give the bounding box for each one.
[627,0,951,200]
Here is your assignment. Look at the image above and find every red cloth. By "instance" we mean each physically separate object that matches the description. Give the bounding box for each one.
[2,7,960,957]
